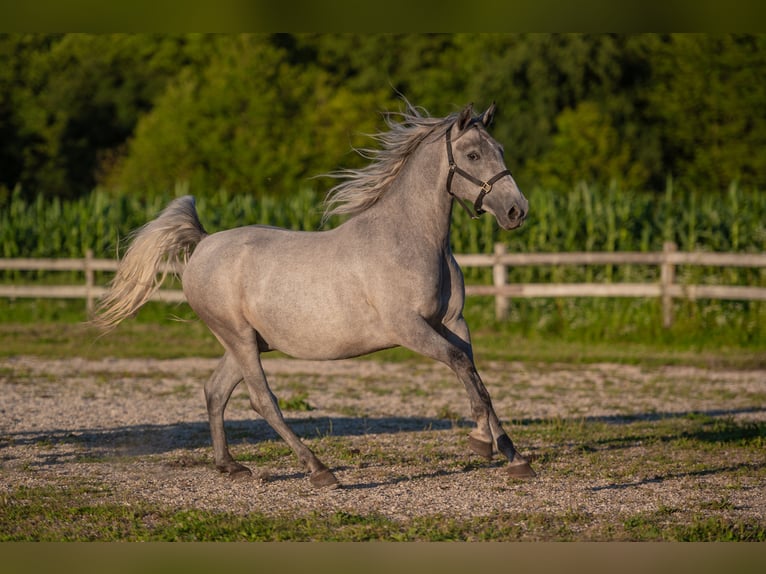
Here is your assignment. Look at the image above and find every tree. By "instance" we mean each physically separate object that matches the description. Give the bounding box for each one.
[526,101,649,190]
[110,35,390,197]
[0,33,215,200]
[647,34,766,191]
[0,34,60,202]
[443,34,650,189]
[2,33,764,203]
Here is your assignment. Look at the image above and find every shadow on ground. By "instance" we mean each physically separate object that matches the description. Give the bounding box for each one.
[2,405,762,468]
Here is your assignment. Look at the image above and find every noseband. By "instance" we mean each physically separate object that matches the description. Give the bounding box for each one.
[445,123,512,219]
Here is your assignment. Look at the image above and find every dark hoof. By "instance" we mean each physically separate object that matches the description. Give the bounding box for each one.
[217,462,252,480]
[506,459,537,479]
[467,435,493,461]
[229,467,254,481]
[310,468,340,489]
[253,469,272,483]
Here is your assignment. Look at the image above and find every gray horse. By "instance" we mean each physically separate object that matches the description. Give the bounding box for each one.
[93,102,534,488]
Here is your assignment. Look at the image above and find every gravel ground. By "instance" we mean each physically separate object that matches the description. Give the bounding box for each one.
[0,355,764,529]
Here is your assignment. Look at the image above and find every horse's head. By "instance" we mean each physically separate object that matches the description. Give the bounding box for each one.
[445,103,528,231]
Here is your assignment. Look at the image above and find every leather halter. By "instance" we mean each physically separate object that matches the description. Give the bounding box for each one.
[445,123,512,219]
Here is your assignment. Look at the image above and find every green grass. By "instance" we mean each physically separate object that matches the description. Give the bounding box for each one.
[0,301,766,368]
[3,494,756,542]
[277,392,314,412]
[0,299,223,359]
[1,315,762,368]
[3,274,762,363]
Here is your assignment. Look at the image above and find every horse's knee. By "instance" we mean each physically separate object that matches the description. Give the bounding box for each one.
[447,345,475,372]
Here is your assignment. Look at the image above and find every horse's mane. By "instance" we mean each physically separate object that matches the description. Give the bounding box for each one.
[322,103,458,225]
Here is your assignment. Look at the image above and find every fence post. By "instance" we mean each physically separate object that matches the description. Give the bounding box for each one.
[660,241,677,328]
[493,242,509,320]
[84,249,94,317]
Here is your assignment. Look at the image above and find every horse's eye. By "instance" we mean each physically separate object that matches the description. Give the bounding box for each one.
[467,152,480,161]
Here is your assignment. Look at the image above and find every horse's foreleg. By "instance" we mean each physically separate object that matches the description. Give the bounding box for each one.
[204,353,251,479]
[460,363,536,478]
[437,319,494,459]
[400,317,536,478]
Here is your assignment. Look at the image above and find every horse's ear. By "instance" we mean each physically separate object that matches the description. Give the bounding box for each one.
[457,103,474,131]
[481,102,496,127]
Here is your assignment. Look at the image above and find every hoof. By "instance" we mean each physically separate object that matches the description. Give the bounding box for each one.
[506,459,537,479]
[310,468,340,489]
[254,469,272,483]
[217,461,252,480]
[467,435,493,461]
[229,467,254,481]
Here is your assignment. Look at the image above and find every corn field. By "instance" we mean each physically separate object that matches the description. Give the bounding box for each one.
[3,181,764,277]
[3,181,764,255]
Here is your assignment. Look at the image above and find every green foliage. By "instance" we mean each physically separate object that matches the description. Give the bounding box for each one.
[526,101,649,190]
[449,34,637,175]
[0,34,217,201]
[2,34,766,203]
[452,179,766,285]
[112,35,389,197]
[647,34,766,191]
[2,180,763,261]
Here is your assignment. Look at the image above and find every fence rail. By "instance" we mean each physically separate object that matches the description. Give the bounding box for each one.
[1,243,765,327]
[455,242,766,327]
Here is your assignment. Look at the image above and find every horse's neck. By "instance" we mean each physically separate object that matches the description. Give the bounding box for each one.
[362,146,454,251]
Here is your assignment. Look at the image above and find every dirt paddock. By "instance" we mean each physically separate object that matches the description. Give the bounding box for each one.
[1,355,764,534]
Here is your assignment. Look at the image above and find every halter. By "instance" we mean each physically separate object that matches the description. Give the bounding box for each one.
[445,123,513,219]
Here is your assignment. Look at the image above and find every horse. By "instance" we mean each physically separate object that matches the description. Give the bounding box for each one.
[93,101,534,488]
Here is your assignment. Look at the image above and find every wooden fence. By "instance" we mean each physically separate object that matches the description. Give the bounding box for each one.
[1,242,765,327]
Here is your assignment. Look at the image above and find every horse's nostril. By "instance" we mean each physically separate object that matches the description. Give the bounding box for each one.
[509,206,526,221]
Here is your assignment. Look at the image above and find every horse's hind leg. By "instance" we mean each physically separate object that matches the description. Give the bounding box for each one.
[205,352,252,479]
[225,338,339,489]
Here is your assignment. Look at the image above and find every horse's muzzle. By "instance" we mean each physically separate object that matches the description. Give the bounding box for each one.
[500,202,527,230]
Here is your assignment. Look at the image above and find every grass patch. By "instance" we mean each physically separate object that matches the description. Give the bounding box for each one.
[1,297,764,368]
[0,318,223,360]
[277,392,314,412]
[513,415,766,484]
[1,315,764,369]
[623,513,766,542]
[3,485,763,541]
[233,441,293,465]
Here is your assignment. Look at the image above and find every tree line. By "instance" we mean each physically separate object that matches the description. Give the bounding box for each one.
[1,33,764,204]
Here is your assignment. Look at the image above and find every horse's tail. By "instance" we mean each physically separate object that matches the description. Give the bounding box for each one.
[91,195,207,332]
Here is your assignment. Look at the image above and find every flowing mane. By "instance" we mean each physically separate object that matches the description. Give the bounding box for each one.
[322,103,458,224]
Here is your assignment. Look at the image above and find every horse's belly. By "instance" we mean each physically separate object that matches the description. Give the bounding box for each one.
[244,280,395,360]
[255,312,395,360]
[266,333,396,361]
